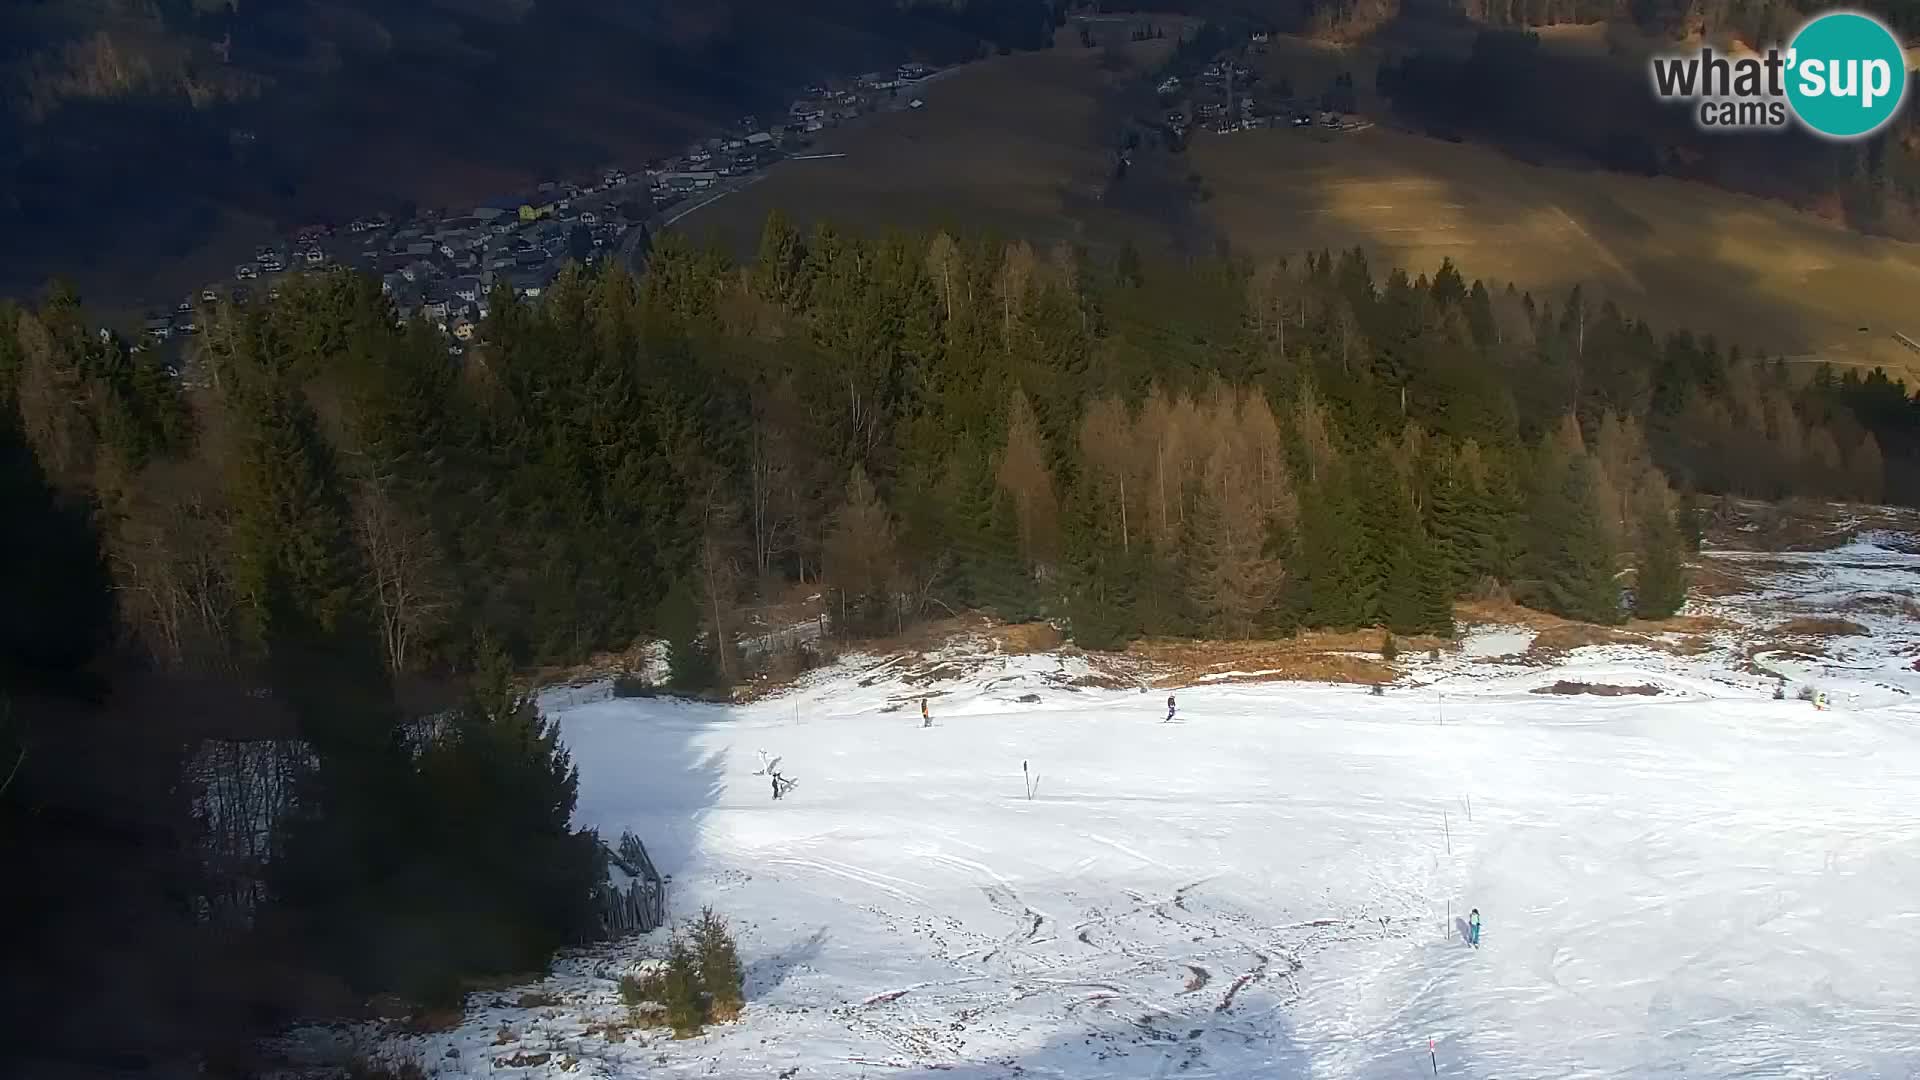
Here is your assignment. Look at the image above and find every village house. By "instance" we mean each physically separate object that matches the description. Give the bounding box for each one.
[505,267,553,298]
[662,170,719,192]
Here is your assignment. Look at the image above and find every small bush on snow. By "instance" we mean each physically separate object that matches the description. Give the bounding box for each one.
[662,934,705,1036]
[694,907,746,1022]
[619,968,667,1026]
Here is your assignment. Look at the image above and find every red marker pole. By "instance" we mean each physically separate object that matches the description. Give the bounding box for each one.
[1429,1037,1438,1075]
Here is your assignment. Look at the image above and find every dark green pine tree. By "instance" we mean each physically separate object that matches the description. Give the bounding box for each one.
[1423,450,1475,595]
[750,209,806,310]
[1295,462,1372,629]
[1529,451,1623,625]
[1061,483,1139,650]
[1472,448,1525,585]
[656,575,716,692]
[1359,449,1416,629]
[231,379,422,998]
[975,486,1041,622]
[1414,523,1457,636]
[1383,537,1425,636]
[1633,495,1689,620]
[225,378,389,746]
[941,445,1037,622]
[1676,490,1704,553]
[0,418,114,683]
[417,636,607,977]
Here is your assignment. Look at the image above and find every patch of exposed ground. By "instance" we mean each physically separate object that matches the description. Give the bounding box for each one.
[1531,681,1662,697]
[1123,629,1437,689]
[1703,497,1920,553]
[1773,617,1872,638]
[1839,593,1920,619]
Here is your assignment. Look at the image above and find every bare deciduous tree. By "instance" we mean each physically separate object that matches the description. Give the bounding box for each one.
[696,483,745,685]
[996,389,1059,568]
[1190,435,1285,638]
[1247,257,1293,356]
[822,465,899,632]
[996,240,1038,345]
[926,232,962,322]
[1078,393,1137,551]
[107,459,237,672]
[351,467,451,676]
[14,311,95,489]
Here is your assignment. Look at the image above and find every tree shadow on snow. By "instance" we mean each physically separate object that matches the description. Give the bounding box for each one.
[880,995,1310,1078]
[552,691,730,881]
[745,926,829,1001]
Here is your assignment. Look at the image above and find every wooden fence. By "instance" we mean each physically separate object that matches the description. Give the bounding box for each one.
[594,830,667,938]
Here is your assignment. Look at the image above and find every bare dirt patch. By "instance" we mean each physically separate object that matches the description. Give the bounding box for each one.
[1531,681,1662,697]
[1122,631,1426,688]
[1839,594,1920,619]
[991,622,1066,654]
[1703,498,1920,553]
[1774,617,1871,637]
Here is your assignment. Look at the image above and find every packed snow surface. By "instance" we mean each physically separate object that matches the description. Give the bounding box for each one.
[320,536,1920,1078]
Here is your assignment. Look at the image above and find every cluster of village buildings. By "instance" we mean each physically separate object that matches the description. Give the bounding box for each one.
[142,63,942,354]
[134,30,1365,353]
[1157,30,1370,141]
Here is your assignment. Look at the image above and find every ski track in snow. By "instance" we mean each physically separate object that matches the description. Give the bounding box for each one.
[282,536,1920,1079]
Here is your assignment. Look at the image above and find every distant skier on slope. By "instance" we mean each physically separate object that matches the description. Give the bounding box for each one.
[921,697,931,728]
[1165,694,1177,723]
[1467,908,1481,947]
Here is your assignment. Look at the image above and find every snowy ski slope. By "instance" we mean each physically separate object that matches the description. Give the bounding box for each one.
[303,533,1920,1079]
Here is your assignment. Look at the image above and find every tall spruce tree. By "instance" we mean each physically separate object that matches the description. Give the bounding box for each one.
[1528,449,1623,625]
[416,637,606,978]
[1633,492,1688,619]
[1062,482,1140,649]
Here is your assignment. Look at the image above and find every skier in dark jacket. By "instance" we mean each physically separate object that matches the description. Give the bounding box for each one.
[1165,694,1177,722]
[921,697,931,727]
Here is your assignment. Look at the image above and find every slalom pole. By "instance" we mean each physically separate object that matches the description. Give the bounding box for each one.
[1443,809,1451,855]
[1430,1037,1438,1075]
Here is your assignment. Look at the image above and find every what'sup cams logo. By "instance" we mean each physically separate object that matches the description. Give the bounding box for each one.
[1650,10,1909,139]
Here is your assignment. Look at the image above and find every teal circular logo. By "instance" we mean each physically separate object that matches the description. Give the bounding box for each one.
[1786,11,1908,139]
